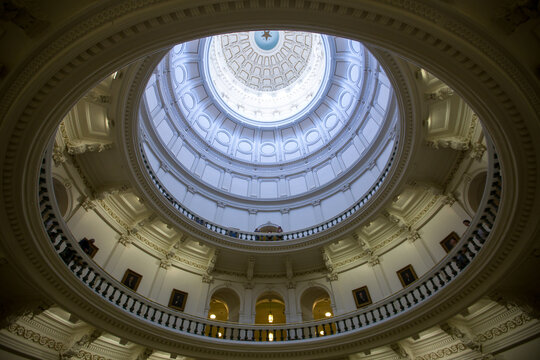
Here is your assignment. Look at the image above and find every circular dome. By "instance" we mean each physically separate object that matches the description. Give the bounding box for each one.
[205,31,329,125]
[140,32,399,233]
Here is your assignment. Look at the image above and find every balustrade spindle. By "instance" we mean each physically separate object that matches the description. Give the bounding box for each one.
[336,320,343,334]
[115,291,124,306]
[108,287,117,302]
[123,295,131,309]
[136,302,144,316]
[129,298,136,313]
[95,277,105,293]
[101,283,110,297]
[88,272,98,287]
[143,306,150,320]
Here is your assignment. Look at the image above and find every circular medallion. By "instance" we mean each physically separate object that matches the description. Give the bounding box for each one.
[253,30,280,51]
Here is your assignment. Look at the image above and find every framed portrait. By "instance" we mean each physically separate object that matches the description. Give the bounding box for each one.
[78,237,98,258]
[168,289,188,311]
[440,231,459,253]
[352,286,372,308]
[121,269,142,291]
[397,265,418,288]
[87,243,99,258]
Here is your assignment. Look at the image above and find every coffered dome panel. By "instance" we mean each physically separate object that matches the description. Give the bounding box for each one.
[139,32,399,232]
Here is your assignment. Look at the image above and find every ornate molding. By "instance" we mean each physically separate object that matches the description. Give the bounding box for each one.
[414,343,466,360]
[474,313,531,343]
[7,323,63,351]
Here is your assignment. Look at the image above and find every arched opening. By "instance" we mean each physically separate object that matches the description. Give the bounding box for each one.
[300,287,336,336]
[52,177,69,218]
[206,288,241,338]
[208,288,241,322]
[300,287,333,321]
[255,292,285,341]
[467,171,488,212]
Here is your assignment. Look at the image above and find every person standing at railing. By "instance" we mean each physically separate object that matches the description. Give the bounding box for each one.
[78,237,95,255]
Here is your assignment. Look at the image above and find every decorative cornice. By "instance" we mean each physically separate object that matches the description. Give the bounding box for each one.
[414,343,466,360]
[474,313,531,343]
[7,323,63,352]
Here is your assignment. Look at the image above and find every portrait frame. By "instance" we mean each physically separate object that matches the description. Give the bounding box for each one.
[79,237,99,258]
[168,289,188,311]
[440,231,460,253]
[121,269,142,291]
[352,286,372,308]
[87,243,99,258]
[397,265,418,288]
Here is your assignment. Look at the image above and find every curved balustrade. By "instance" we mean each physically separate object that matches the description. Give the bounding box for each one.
[38,147,501,342]
[140,142,398,242]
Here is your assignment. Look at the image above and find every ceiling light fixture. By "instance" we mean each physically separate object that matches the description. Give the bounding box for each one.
[268,297,274,323]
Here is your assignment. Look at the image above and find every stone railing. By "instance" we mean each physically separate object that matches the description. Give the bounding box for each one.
[140,142,398,242]
[38,148,501,342]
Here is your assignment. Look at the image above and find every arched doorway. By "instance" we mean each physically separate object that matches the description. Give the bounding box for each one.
[255,291,285,341]
[206,288,241,337]
[300,286,336,336]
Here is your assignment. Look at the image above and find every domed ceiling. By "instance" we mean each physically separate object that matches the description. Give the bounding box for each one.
[139,31,399,232]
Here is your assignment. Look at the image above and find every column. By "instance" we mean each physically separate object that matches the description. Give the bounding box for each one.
[278,175,288,197]
[249,176,258,197]
[239,285,254,323]
[286,286,300,323]
[312,200,323,223]
[182,186,196,207]
[330,154,343,175]
[280,208,290,231]
[214,202,225,223]
[341,183,354,203]
[370,257,392,297]
[305,168,316,189]
[410,234,436,268]
[248,209,258,230]
[103,237,129,273]
[148,263,169,300]
[221,169,232,191]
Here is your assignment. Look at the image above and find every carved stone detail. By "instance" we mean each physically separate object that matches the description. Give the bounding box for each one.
[426,137,470,151]
[441,322,482,352]
[66,141,112,155]
[469,142,487,160]
[425,86,454,101]
[59,329,103,359]
[80,197,96,211]
[137,348,153,360]
[202,274,213,284]
[390,343,410,359]
[52,145,67,165]
[368,254,380,267]
[84,89,111,104]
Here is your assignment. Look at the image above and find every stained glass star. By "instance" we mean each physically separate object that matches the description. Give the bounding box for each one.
[262,30,272,40]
